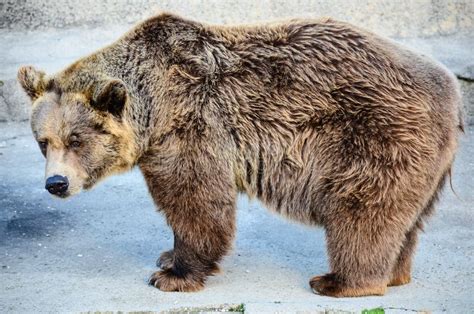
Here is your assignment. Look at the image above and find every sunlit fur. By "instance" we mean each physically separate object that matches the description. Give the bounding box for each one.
[18,13,463,297]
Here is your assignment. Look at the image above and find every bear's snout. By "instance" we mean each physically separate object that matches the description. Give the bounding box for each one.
[45,175,69,196]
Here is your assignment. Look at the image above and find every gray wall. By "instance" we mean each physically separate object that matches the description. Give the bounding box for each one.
[2,0,474,37]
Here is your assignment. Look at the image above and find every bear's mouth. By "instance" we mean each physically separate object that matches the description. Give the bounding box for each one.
[47,184,83,199]
[82,180,95,190]
[49,191,71,199]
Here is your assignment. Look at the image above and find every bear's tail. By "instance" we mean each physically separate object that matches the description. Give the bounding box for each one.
[458,107,465,133]
[457,87,465,133]
[447,166,460,200]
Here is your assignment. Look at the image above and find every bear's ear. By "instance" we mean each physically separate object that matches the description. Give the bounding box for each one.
[17,66,47,101]
[92,79,127,118]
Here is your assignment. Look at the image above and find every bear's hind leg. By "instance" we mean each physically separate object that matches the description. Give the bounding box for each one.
[389,171,447,287]
[388,224,418,286]
[310,208,412,297]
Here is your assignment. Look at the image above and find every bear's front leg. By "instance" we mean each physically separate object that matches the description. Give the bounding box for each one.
[140,144,237,292]
[149,231,230,291]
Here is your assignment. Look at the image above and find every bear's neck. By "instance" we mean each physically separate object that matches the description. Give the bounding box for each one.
[93,38,164,159]
[94,15,204,159]
[90,14,212,160]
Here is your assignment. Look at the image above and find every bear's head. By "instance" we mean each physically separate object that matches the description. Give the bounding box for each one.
[17,65,137,198]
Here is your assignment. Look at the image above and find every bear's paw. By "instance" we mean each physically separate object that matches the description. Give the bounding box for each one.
[310,273,386,297]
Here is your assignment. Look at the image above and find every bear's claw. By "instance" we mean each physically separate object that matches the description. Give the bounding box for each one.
[310,273,341,296]
[148,269,205,292]
[156,250,174,270]
[388,273,411,286]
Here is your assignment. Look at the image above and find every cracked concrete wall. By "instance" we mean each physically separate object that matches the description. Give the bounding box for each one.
[460,79,474,125]
[0,80,30,123]
[1,0,473,37]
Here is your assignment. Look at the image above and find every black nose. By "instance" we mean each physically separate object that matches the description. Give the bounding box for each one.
[45,175,69,195]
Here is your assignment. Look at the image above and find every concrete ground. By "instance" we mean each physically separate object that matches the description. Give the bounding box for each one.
[0,123,473,313]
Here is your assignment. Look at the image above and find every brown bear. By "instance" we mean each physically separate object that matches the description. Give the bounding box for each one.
[17,13,463,297]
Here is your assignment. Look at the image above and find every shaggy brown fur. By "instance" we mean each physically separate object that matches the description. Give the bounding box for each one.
[18,13,463,297]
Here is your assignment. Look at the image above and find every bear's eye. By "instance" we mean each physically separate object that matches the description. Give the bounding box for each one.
[69,135,81,149]
[38,140,48,157]
[70,140,81,148]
